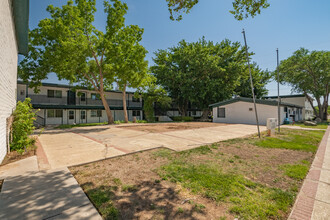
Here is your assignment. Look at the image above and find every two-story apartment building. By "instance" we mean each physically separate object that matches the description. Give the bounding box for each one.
[264,94,314,120]
[17,81,143,126]
[0,0,29,163]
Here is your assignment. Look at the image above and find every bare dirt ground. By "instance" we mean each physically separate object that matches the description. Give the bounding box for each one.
[71,149,233,220]
[0,148,36,166]
[119,122,227,133]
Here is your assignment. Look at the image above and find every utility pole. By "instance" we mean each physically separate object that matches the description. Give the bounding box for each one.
[242,29,260,138]
[276,48,281,133]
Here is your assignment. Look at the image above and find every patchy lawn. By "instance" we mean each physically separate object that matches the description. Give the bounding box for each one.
[290,122,328,130]
[70,128,324,219]
[55,122,108,129]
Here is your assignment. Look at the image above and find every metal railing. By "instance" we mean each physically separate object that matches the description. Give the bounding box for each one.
[26,95,142,108]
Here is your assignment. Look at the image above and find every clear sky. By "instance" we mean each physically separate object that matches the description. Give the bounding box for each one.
[26,0,330,96]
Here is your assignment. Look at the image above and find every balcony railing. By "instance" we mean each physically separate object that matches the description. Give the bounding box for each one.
[26,95,142,108]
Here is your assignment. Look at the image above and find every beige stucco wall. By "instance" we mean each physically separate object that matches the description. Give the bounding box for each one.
[0,0,18,163]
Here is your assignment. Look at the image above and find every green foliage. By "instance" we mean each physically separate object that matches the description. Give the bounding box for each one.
[158,162,294,219]
[10,98,37,154]
[138,75,172,122]
[255,129,324,153]
[234,63,271,98]
[19,0,148,124]
[281,163,309,180]
[152,38,253,115]
[277,48,330,121]
[171,116,193,122]
[166,0,269,21]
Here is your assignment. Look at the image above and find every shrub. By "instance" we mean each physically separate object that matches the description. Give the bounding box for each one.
[10,98,37,154]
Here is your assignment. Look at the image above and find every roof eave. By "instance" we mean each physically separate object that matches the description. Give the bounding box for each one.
[12,0,29,55]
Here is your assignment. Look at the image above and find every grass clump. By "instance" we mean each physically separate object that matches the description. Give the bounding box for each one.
[85,186,119,219]
[158,162,294,219]
[254,129,324,152]
[281,163,309,180]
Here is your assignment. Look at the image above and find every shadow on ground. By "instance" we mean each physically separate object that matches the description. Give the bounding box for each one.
[0,169,101,219]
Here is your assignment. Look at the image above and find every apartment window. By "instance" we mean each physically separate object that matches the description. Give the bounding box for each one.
[217,107,225,118]
[132,96,140,102]
[91,93,100,100]
[20,90,25,96]
[48,90,62,98]
[132,110,140,117]
[284,107,288,112]
[47,109,63,118]
[81,111,86,120]
[91,110,102,117]
[69,110,74,120]
[249,108,253,111]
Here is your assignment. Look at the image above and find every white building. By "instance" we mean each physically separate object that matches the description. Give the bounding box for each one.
[264,94,314,120]
[0,0,29,163]
[210,97,303,125]
[17,81,143,125]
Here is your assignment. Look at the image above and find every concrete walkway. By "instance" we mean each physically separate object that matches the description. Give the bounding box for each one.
[289,126,330,220]
[0,160,102,219]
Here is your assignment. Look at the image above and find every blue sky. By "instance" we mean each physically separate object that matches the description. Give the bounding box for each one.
[27,0,330,96]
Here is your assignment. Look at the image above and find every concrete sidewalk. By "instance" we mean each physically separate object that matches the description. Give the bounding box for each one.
[289,126,330,220]
[0,167,102,220]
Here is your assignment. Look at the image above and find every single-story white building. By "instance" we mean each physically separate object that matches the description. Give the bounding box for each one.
[210,97,303,125]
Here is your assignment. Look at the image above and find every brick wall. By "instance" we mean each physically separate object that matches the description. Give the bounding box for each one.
[0,0,18,163]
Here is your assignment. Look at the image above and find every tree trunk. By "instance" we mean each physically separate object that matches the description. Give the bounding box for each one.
[122,85,129,123]
[201,109,210,121]
[100,90,114,124]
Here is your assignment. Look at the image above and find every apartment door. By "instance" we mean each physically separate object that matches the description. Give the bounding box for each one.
[68,110,75,124]
[67,91,76,105]
[80,110,86,123]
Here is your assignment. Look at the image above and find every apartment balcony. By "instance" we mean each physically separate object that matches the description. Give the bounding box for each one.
[25,95,142,108]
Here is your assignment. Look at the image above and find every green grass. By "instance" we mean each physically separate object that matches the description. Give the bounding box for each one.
[281,163,310,180]
[158,162,294,219]
[292,122,328,130]
[55,122,108,129]
[254,129,325,152]
[84,185,119,219]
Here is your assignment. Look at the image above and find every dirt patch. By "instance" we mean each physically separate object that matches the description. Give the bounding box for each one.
[0,148,36,166]
[70,150,233,220]
[119,122,227,133]
[0,179,3,192]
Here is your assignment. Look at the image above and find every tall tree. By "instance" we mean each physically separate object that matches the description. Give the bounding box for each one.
[235,63,271,98]
[109,25,148,123]
[277,48,330,121]
[19,0,145,124]
[166,0,270,21]
[151,38,247,118]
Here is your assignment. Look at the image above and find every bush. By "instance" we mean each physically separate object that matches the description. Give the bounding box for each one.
[10,98,37,154]
[171,116,193,122]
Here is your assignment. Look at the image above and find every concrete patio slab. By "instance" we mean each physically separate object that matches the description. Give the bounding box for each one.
[38,123,267,169]
[39,132,125,169]
[0,168,102,220]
